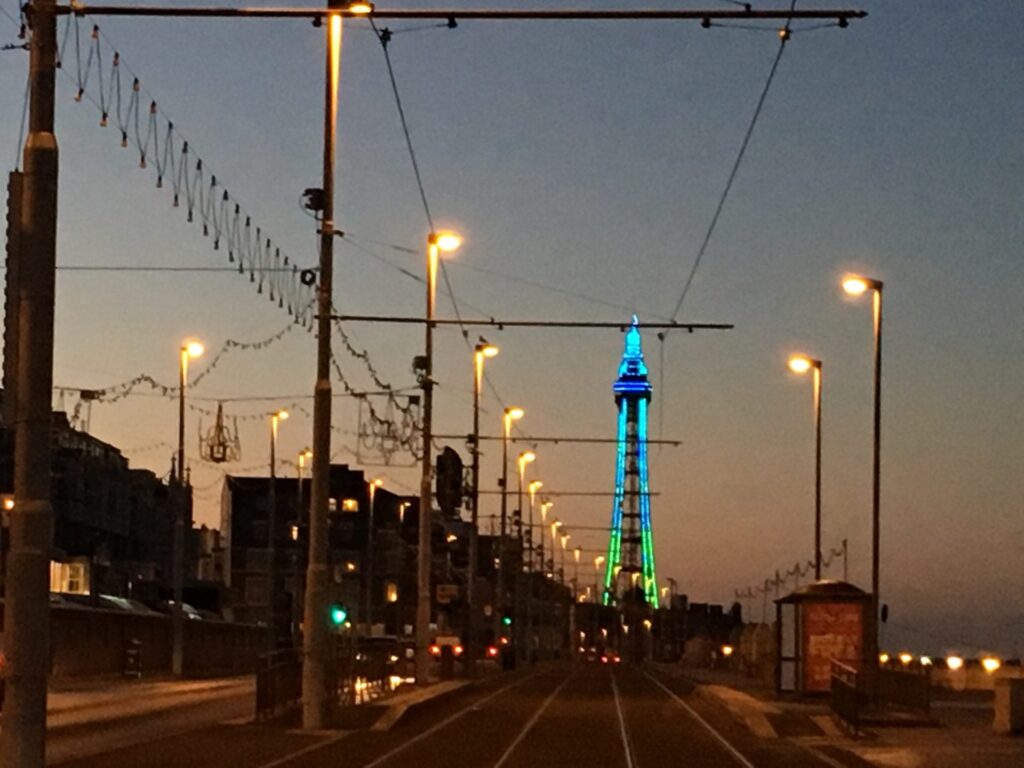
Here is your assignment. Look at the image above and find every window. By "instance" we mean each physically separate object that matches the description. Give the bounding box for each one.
[341,498,359,512]
[385,582,399,603]
[329,497,338,513]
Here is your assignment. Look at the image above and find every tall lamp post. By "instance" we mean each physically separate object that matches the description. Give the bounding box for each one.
[469,340,498,674]
[497,407,523,637]
[173,338,203,678]
[539,500,553,575]
[416,229,462,684]
[296,448,312,522]
[515,450,535,662]
[593,555,605,604]
[842,274,885,663]
[365,478,383,632]
[788,354,823,580]
[528,480,543,573]
[267,409,289,650]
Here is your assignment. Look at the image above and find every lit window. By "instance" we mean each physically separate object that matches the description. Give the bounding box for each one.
[345,561,357,573]
[290,525,299,541]
[329,498,338,512]
[341,498,359,512]
[386,582,398,603]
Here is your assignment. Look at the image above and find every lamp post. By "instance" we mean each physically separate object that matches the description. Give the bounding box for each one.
[559,533,570,586]
[539,500,553,576]
[573,546,581,601]
[497,407,523,638]
[594,555,605,604]
[469,340,498,674]
[528,480,543,573]
[550,520,563,583]
[842,274,885,665]
[516,450,535,662]
[365,478,383,633]
[788,354,823,580]
[297,448,312,522]
[173,338,203,678]
[416,229,461,684]
[267,409,289,650]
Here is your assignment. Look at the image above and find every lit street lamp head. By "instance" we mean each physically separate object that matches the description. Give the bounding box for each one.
[431,230,462,253]
[519,450,536,465]
[842,274,883,296]
[182,339,204,359]
[528,480,543,494]
[788,354,821,375]
[476,338,499,358]
[347,1,374,14]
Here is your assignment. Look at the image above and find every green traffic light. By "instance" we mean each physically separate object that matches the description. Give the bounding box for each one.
[502,615,512,626]
[330,604,348,626]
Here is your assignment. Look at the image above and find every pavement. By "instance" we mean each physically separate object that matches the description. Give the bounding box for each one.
[666,665,1024,768]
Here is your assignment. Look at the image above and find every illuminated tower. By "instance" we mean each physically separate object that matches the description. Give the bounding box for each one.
[603,316,658,606]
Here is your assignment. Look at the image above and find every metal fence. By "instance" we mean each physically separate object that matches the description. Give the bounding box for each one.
[830,660,862,734]
[877,664,931,715]
[255,637,405,721]
[830,659,932,734]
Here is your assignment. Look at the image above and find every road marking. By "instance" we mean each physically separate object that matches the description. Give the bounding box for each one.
[641,670,757,768]
[610,671,638,768]
[491,671,574,768]
[360,671,542,768]
[253,731,351,768]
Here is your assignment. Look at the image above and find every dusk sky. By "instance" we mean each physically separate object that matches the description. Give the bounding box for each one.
[1,2,1021,657]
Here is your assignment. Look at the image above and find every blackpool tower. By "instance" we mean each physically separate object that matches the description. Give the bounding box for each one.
[602,317,658,606]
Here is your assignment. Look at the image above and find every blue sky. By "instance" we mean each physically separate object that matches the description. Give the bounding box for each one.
[2,1,1022,656]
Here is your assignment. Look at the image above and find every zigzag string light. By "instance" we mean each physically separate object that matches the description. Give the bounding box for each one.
[56,15,314,326]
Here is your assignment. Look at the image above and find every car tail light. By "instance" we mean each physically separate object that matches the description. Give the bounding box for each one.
[429,644,441,656]
[453,645,464,657]
[486,646,499,658]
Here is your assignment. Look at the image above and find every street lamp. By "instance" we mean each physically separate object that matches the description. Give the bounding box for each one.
[365,478,383,632]
[496,406,523,639]
[539,500,553,576]
[788,353,823,580]
[528,480,543,573]
[594,555,605,604]
[842,273,884,662]
[469,340,498,674]
[173,338,203,678]
[296,448,312,522]
[573,546,581,602]
[559,533,570,585]
[516,450,536,661]
[267,409,288,650]
[416,228,461,684]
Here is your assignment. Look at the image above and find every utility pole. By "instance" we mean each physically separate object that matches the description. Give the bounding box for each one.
[302,3,342,730]
[2,0,58,763]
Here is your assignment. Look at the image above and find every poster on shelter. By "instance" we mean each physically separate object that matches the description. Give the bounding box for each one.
[802,602,863,692]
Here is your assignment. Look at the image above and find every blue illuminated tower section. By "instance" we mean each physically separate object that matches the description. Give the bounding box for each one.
[602,317,658,606]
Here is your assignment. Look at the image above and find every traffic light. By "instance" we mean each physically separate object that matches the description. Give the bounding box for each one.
[436,446,464,514]
[329,603,348,627]
[502,613,513,627]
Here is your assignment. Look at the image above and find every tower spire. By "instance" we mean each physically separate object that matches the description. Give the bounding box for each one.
[603,317,658,606]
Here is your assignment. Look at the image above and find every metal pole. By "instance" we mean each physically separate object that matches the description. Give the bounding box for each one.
[365,482,375,632]
[842,537,848,582]
[2,0,57,761]
[518,468,529,663]
[871,285,884,654]
[415,237,438,683]
[302,7,341,731]
[268,415,277,651]
[814,364,822,581]
[467,352,482,675]
[172,347,187,677]
[496,413,509,639]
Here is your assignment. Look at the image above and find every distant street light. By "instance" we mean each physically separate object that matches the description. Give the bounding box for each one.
[296,448,313,522]
[365,478,383,631]
[539,500,554,576]
[469,340,499,675]
[497,406,523,639]
[788,353,823,580]
[517,450,536,662]
[267,409,289,650]
[594,555,605,604]
[417,229,461,684]
[842,273,885,665]
[173,338,203,678]
[528,480,543,573]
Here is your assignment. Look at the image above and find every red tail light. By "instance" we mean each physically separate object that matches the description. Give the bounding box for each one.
[486,646,499,658]
[429,644,441,656]
[453,645,464,657]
